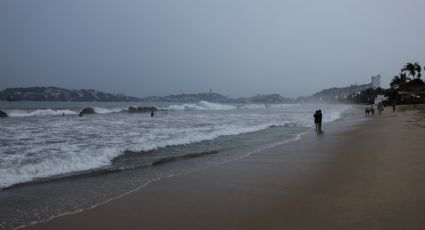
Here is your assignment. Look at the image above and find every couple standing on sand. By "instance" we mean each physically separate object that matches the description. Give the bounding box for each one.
[314,110,322,132]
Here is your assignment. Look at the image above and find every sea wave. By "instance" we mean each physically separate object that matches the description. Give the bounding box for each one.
[6,109,78,117]
[92,107,124,114]
[0,121,292,189]
[4,107,124,117]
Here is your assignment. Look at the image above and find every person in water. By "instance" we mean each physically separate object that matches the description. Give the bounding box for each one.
[151,110,155,117]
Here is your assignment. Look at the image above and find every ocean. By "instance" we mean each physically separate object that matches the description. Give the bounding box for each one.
[0,101,349,229]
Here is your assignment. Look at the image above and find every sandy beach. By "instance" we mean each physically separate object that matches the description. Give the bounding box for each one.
[25,105,425,230]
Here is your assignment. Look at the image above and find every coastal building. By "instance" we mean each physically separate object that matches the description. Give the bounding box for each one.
[371,75,381,89]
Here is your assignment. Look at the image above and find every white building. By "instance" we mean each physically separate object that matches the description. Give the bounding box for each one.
[371,75,381,89]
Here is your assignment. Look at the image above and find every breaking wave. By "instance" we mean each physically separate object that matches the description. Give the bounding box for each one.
[0,121,292,189]
[6,109,78,117]
[4,107,124,117]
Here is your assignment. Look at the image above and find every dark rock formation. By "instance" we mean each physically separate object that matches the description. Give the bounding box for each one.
[128,106,158,113]
[0,110,7,118]
[79,107,96,116]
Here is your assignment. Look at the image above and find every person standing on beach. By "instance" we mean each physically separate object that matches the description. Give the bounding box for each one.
[314,110,320,131]
[318,110,323,131]
[392,103,396,112]
[378,103,383,115]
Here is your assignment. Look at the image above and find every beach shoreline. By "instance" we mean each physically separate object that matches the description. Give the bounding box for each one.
[23,105,425,230]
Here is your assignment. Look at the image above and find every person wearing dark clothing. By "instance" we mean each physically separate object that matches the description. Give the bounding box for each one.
[318,110,322,131]
[313,110,323,132]
[314,110,320,131]
[150,110,155,117]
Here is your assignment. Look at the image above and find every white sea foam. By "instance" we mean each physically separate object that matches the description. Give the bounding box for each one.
[0,122,288,189]
[4,107,124,117]
[92,107,123,114]
[6,109,78,117]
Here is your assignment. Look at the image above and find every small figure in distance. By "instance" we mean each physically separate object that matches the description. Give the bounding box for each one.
[151,109,155,117]
[392,103,396,112]
[378,103,383,115]
[371,105,375,116]
[365,106,369,117]
[314,110,320,131]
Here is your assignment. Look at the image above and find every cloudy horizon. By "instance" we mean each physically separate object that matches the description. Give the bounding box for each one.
[1,0,425,98]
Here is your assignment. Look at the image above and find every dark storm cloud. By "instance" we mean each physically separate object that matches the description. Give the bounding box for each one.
[1,0,425,97]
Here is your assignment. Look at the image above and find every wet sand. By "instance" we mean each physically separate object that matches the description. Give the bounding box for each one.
[25,105,425,230]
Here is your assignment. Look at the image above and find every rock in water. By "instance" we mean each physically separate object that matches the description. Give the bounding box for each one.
[79,107,95,116]
[0,110,8,118]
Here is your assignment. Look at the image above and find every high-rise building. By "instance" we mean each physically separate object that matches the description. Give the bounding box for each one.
[371,75,381,89]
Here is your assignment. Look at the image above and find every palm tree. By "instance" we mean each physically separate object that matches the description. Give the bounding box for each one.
[390,75,402,88]
[400,71,408,82]
[415,62,421,78]
[402,62,417,78]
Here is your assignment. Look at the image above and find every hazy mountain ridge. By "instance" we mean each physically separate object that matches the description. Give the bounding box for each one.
[298,83,372,102]
[0,87,295,104]
[0,87,140,102]
[1,84,373,103]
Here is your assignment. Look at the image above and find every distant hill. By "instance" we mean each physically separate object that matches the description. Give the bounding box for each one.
[0,87,141,102]
[141,92,233,103]
[242,94,294,104]
[1,85,370,103]
[0,87,294,104]
[143,92,294,104]
[298,84,372,102]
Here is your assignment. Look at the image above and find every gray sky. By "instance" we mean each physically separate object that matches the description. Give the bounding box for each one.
[1,0,425,98]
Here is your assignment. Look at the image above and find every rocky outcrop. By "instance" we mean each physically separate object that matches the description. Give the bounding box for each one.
[0,110,7,118]
[79,107,96,116]
[128,106,158,113]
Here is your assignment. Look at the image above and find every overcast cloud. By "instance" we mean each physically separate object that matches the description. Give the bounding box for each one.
[1,0,425,98]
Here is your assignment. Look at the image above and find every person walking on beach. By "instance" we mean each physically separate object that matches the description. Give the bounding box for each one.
[371,105,375,116]
[392,103,396,112]
[365,106,369,116]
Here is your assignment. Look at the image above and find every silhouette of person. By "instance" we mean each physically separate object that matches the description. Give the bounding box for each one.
[151,110,155,117]
[318,110,322,131]
[314,110,320,131]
